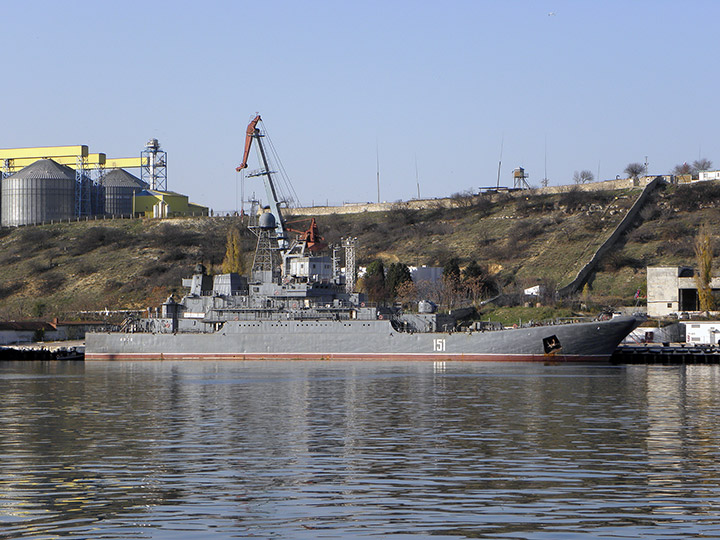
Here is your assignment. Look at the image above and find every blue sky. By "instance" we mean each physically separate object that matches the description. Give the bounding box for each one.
[1,1,718,212]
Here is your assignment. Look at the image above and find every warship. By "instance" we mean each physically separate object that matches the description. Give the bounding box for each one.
[85,116,640,362]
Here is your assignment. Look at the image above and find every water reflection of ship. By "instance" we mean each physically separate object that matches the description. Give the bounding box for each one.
[85,115,640,362]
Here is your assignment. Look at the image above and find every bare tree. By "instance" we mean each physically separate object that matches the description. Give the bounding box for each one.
[462,261,498,306]
[624,162,645,179]
[395,280,419,309]
[450,189,476,208]
[692,158,713,175]
[573,170,594,184]
[415,279,443,306]
[672,162,692,176]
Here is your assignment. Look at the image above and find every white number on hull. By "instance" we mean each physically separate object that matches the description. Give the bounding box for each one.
[433,338,446,352]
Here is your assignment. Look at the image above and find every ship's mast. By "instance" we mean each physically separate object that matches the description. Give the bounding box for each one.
[343,237,357,293]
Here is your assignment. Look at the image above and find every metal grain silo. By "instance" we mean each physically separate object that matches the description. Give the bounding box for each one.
[99,169,148,216]
[1,159,76,226]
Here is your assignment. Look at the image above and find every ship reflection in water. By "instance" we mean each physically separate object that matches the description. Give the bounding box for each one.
[1,361,720,539]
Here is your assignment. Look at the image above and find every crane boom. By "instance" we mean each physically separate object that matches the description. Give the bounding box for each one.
[236,114,261,172]
[236,114,287,247]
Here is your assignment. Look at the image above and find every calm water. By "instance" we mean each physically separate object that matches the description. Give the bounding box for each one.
[1,361,719,539]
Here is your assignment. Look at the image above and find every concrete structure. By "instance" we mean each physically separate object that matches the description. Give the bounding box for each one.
[524,285,546,297]
[0,321,58,344]
[647,266,720,317]
[0,320,104,345]
[623,322,684,344]
[558,176,663,296]
[699,171,720,182]
[410,266,443,283]
[133,189,208,218]
[285,175,668,219]
[684,321,720,344]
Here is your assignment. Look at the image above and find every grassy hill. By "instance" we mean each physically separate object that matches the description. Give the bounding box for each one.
[0,180,718,321]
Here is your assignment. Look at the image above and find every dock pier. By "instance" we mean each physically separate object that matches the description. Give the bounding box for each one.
[612,344,720,365]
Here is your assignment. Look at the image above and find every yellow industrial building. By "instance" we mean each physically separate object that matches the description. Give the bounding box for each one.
[133,189,208,218]
[0,143,209,224]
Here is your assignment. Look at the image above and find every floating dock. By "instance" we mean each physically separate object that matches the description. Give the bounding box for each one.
[0,342,84,361]
[612,344,720,364]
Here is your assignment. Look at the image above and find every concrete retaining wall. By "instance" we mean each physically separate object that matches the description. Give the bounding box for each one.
[557,176,664,296]
[285,176,661,217]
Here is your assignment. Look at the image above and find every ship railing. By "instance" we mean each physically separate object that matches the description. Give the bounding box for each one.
[209,308,355,321]
[551,317,596,325]
[468,317,597,331]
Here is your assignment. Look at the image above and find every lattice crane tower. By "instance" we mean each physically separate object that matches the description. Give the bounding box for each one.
[343,237,358,293]
[141,138,167,191]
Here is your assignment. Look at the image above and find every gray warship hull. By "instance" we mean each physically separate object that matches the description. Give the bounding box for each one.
[85,316,639,362]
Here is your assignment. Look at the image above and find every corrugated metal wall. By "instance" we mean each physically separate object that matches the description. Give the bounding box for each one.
[1,176,75,226]
[104,185,138,216]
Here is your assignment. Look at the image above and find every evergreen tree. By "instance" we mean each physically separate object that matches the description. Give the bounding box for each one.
[363,260,387,304]
[386,262,412,298]
[462,260,483,281]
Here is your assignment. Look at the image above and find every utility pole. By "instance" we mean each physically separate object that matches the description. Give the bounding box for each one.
[542,135,549,187]
[376,143,380,203]
[415,155,420,199]
[496,136,504,189]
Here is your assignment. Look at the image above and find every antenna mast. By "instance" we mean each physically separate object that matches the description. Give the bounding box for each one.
[496,136,504,188]
[376,142,380,203]
[415,155,420,199]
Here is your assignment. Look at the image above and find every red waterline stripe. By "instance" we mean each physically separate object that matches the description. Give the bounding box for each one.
[85,352,609,362]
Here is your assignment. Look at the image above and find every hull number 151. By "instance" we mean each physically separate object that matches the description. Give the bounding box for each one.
[433,339,446,352]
